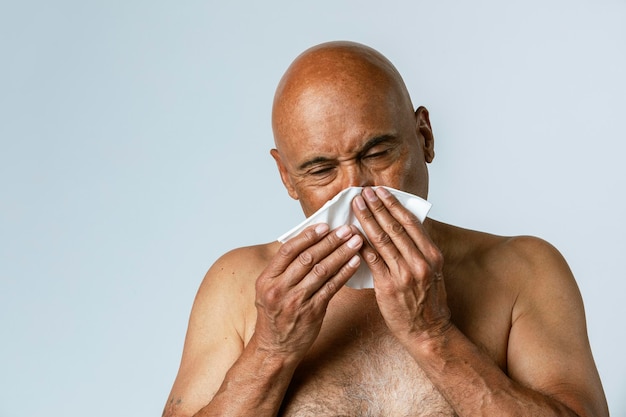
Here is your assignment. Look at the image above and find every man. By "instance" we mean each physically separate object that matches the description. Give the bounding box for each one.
[163,41,608,416]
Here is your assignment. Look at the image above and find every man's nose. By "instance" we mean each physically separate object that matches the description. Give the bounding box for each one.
[344,164,374,188]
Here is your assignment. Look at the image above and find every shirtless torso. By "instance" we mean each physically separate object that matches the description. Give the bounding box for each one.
[209,221,523,416]
[164,215,604,417]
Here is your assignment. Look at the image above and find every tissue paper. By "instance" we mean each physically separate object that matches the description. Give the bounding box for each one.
[277,186,431,289]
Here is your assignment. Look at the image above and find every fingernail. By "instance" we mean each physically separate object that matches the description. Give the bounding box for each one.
[315,223,329,235]
[348,255,361,267]
[354,195,367,210]
[336,225,351,238]
[375,187,391,198]
[346,235,362,249]
[363,187,378,202]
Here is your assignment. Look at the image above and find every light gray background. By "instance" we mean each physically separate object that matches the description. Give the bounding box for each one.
[1,1,624,416]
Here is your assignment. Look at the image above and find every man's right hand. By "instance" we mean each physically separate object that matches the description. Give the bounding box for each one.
[252,223,363,362]
[166,224,364,417]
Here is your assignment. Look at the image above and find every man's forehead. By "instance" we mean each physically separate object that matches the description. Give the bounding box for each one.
[278,58,398,109]
[276,87,409,168]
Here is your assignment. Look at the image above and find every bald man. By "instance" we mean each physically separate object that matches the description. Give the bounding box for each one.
[163,42,608,417]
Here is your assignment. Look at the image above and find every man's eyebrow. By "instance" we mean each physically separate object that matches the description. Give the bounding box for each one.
[298,156,333,171]
[358,134,398,155]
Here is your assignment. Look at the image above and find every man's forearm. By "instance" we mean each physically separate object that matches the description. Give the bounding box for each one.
[406,325,583,417]
[194,339,298,417]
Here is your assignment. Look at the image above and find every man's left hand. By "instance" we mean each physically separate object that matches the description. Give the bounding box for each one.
[352,186,452,345]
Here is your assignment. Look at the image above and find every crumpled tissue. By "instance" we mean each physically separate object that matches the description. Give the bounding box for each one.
[277,186,432,289]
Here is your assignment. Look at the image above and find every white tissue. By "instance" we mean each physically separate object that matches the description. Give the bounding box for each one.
[277,186,432,289]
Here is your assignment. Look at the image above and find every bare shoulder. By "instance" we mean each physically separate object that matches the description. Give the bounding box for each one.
[478,232,584,314]
[488,234,585,331]
[479,234,585,313]
[194,241,281,338]
[201,241,280,295]
[438,220,572,288]
[484,234,573,279]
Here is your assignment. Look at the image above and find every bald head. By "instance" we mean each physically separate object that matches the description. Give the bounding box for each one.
[272,41,415,150]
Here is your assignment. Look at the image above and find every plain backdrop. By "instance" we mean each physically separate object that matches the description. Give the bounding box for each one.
[1,1,624,416]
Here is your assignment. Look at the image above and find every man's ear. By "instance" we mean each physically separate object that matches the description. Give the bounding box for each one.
[415,106,435,163]
[270,148,299,200]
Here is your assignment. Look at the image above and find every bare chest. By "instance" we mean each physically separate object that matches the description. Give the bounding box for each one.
[278,294,456,417]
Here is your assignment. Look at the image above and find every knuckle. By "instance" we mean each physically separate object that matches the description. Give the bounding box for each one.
[398,269,414,287]
[386,197,402,211]
[263,285,282,305]
[297,250,315,267]
[283,291,301,311]
[255,273,271,294]
[278,241,294,258]
[322,279,337,298]
[360,209,376,222]
[389,221,405,236]
[301,227,319,243]
[398,208,417,223]
[365,250,381,265]
[412,259,430,279]
[372,230,392,246]
[373,201,388,214]
[312,262,329,278]
[326,280,337,295]
[429,248,444,270]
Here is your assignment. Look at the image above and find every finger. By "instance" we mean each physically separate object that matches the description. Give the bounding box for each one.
[353,187,417,264]
[354,188,444,285]
[358,236,389,280]
[282,224,361,287]
[316,253,361,298]
[374,187,443,270]
[266,223,330,277]
[373,187,429,247]
[297,232,363,299]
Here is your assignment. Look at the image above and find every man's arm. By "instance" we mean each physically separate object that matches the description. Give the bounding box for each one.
[163,246,254,417]
[407,244,607,417]
[163,224,364,417]
[353,186,608,417]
